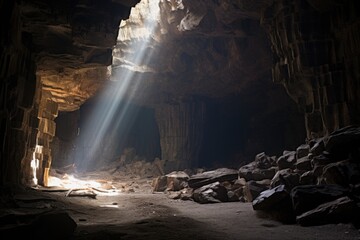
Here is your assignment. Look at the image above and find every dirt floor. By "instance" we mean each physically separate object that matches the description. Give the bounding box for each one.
[21,189,358,240]
[3,165,360,240]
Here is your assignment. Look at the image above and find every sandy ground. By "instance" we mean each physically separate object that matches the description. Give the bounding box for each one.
[5,167,359,240]
[33,190,359,240]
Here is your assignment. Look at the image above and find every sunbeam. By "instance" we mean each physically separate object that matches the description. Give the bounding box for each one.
[71,0,161,172]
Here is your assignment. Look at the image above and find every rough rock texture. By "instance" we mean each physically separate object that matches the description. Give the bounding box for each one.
[296,196,359,226]
[1,1,38,185]
[21,0,138,112]
[249,126,360,226]
[155,100,206,171]
[188,168,238,189]
[261,0,360,138]
[112,0,273,105]
[0,0,138,186]
[2,0,360,190]
[192,181,229,204]
[110,0,306,170]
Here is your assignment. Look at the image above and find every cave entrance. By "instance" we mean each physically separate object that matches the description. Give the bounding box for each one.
[31,0,163,191]
[51,98,162,172]
[30,0,306,193]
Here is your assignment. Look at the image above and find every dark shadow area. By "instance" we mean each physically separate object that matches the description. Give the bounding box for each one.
[199,80,306,169]
[74,216,225,240]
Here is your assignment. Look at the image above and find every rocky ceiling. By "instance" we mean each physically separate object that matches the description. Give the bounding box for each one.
[20,0,275,111]
[20,0,140,111]
[111,0,274,106]
[2,0,359,187]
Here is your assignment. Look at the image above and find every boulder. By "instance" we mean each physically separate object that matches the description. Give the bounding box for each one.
[271,169,300,189]
[254,152,277,169]
[276,151,296,170]
[299,171,316,185]
[290,184,349,215]
[167,188,193,200]
[324,126,360,160]
[239,162,277,181]
[192,182,228,204]
[295,156,313,171]
[233,178,246,188]
[253,185,290,210]
[166,171,190,191]
[152,176,168,192]
[188,168,238,189]
[227,188,242,202]
[296,196,359,226]
[312,153,338,166]
[321,160,360,186]
[252,185,295,223]
[243,179,270,202]
[296,144,310,159]
[309,138,325,156]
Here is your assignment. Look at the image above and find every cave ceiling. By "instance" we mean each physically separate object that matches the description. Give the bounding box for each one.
[20,0,274,110]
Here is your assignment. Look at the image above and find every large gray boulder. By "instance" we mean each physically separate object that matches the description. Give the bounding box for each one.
[296,196,359,226]
[252,184,295,223]
[239,162,277,181]
[276,151,296,170]
[188,168,238,189]
[192,182,228,204]
[290,184,349,215]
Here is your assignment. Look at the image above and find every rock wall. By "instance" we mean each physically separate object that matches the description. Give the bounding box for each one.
[20,0,139,112]
[5,0,359,185]
[34,91,58,186]
[111,0,306,170]
[51,110,79,169]
[199,84,306,169]
[261,0,360,138]
[0,1,38,185]
[155,100,206,171]
[0,0,138,186]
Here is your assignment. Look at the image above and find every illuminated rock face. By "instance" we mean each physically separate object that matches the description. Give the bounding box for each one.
[112,0,360,138]
[112,0,273,105]
[0,0,138,185]
[110,0,304,170]
[20,0,138,112]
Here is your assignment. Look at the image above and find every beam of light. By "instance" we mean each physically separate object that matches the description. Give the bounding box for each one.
[47,174,120,196]
[30,145,42,186]
[48,174,101,189]
[62,0,161,174]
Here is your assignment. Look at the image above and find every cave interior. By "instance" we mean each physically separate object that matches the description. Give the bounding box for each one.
[1,0,360,239]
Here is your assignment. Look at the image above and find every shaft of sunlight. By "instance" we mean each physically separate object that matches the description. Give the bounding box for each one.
[71,0,160,172]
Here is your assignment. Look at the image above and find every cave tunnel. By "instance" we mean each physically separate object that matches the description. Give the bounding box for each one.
[1,0,360,239]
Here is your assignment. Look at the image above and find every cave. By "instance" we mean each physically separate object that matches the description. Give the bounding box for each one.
[1,0,360,239]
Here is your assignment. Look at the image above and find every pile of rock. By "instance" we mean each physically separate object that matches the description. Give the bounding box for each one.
[152,125,360,226]
[249,125,360,226]
[152,168,244,204]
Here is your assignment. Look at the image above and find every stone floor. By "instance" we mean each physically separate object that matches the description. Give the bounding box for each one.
[2,184,359,240]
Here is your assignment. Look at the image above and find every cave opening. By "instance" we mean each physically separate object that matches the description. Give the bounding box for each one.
[43,0,308,187]
[45,0,163,186]
[52,98,162,172]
